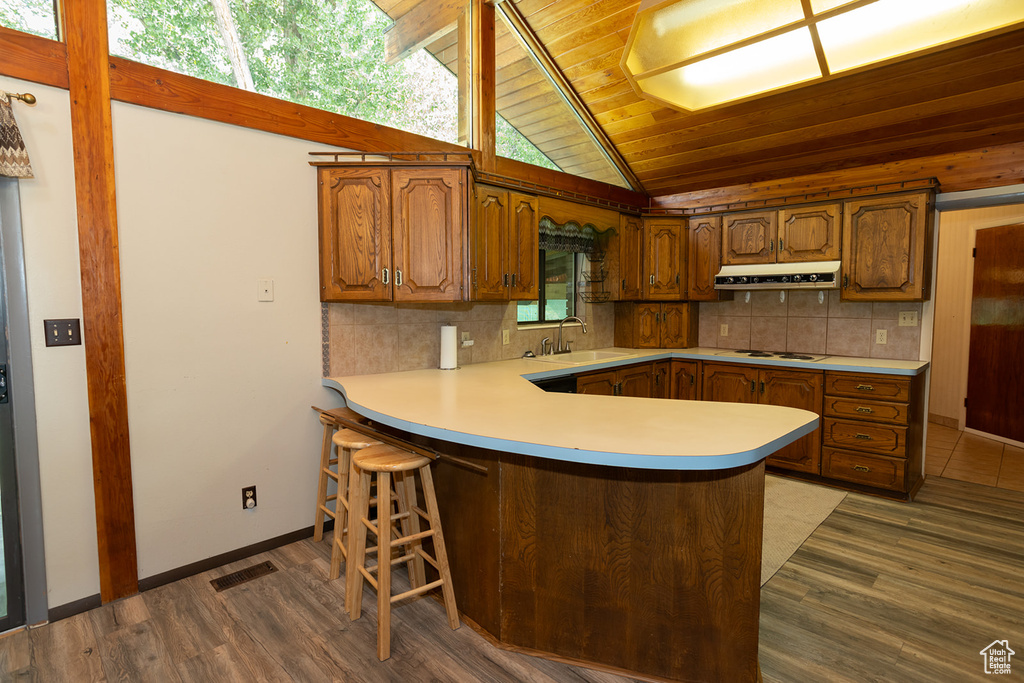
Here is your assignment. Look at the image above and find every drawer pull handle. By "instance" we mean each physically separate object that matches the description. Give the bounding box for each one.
[855,433,872,440]
[853,465,871,472]
[856,384,874,391]
[856,407,874,413]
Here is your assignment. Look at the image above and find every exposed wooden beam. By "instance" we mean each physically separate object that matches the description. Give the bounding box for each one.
[0,25,68,87]
[60,0,138,603]
[457,10,472,147]
[473,0,497,172]
[385,0,465,65]
[493,0,643,192]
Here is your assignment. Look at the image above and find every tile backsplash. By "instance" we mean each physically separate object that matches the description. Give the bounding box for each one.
[326,301,615,376]
[698,290,923,360]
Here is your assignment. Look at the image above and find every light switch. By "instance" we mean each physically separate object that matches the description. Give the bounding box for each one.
[898,311,918,327]
[257,279,274,302]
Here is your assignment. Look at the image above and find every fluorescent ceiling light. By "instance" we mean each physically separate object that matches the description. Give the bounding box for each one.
[622,0,1024,112]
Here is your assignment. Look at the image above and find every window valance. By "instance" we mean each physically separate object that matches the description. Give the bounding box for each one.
[538,216,613,254]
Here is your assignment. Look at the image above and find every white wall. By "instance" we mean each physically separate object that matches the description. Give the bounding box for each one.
[0,76,99,607]
[111,103,343,580]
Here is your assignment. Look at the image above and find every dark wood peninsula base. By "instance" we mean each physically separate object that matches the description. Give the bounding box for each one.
[422,437,766,683]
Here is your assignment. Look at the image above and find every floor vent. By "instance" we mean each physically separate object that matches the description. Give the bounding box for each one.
[209,561,278,592]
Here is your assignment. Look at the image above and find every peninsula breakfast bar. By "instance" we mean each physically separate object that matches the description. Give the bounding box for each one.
[324,354,818,682]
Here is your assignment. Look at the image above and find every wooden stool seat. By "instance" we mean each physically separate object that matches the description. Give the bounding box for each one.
[332,429,380,452]
[347,444,459,660]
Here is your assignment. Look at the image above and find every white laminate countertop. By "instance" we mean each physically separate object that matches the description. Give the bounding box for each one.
[324,348,839,471]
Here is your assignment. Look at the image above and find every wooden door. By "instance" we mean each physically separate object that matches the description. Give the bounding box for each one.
[670,360,701,400]
[966,223,1024,442]
[636,303,661,348]
[317,167,391,301]
[723,210,777,265]
[759,368,823,474]
[842,192,931,301]
[778,203,840,263]
[618,364,653,398]
[688,215,723,300]
[652,361,672,399]
[644,217,685,300]
[508,192,539,300]
[702,362,758,404]
[471,185,508,300]
[577,370,617,396]
[660,302,695,349]
[618,214,644,300]
[392,167,465,302]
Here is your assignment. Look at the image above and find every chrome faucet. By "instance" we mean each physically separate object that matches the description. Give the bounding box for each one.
[555,316,587,354]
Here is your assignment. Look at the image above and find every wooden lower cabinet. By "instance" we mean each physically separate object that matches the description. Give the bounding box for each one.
[702,362,823,475]
[671,360,701,400]
[577,363,653,398]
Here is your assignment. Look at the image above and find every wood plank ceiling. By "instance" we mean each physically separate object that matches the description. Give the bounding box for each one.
[375,0,1024,200]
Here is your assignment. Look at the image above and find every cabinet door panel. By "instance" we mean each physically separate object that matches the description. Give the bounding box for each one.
[577,370,617,396]
[688,216,723,301]
[509,192,539,300]
[618,215,644,300]
[670,360,700,401]
[660,303,694,349]
[471,185,508,300]
[723,211,777,265]
[392,168,464,302]
[778,203,840,263]
[652,361,671,399]
[702,362,758,404]
[644,217,685,300]
[760,368,823,474]
[636,303,661,348]
[318,167,391,301]
[842,192,930,301]
[618,364,653,398]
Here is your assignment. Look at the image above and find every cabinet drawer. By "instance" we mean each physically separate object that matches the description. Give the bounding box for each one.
[824,372,909,402]
[822,418,907,457]
[822,448,906,492]
[823,397,909,425]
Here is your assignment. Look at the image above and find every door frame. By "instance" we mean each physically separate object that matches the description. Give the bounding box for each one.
[0,178,48,627]
[957,216,1024,443]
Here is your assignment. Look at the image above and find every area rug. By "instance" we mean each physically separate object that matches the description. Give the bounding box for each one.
[761,475,847,585]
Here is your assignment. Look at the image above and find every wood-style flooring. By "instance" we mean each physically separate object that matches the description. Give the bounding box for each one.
[2,475,1023,682]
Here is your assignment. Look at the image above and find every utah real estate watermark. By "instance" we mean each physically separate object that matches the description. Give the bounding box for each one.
[980,640,1015,675]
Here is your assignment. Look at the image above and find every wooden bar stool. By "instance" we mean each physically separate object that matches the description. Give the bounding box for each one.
[347,444,459,661]
[313,407,370,543]
[326,429,382,582]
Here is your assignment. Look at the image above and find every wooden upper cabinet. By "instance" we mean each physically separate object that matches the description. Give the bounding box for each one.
[392,168,465,302]
[508,192,539,300]
[842,191,932,301]
[660,303,695,348]
[471,186,538,301]
[643,217,686,300]
[618,214,644,300]
[687,215,723,300]
[318,167,392,301]
[615,302,697,349]
[778,203,840,262]
[471,185,509,300]
[635,303,660,347]
[723,211,776,265]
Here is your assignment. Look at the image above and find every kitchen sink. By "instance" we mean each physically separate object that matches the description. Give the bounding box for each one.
[529,350,636,365]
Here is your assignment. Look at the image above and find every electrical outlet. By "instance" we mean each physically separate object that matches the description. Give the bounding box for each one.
[875,329,888,344]
[44,319,82,347]
[898,311,918,327]
[257,279,274,302]
[502,328,510,345]
[242,485,257,510]
[720,323,729,337]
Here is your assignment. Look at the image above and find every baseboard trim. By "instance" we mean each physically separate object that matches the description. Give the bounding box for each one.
[48,593,101,622]
[928,413,960,429]
[48,522,329,623]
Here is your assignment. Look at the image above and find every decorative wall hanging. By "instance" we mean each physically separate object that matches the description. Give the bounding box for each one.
[0,90,35,179]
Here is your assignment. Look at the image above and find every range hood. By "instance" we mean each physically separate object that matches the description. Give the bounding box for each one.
[714,261,841,290]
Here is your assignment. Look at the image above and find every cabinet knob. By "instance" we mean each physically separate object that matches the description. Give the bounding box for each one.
[854,433,872,440]
[853,465,871,472]
[855,406,874,413]
[504,273,509,287]
[778,238,784,251]
[769,240,775,253]
[511,273,516,287]
[381,267,389,285]
[395,269,403,287]
[650,274,655,285]
[855,384,874,391]
[750,380,756,393]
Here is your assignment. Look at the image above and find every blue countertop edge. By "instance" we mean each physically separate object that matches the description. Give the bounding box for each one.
[321,376,820,471]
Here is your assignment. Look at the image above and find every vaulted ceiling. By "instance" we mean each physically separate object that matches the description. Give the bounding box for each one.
[378,0,1024,200]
